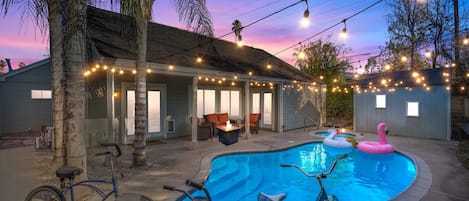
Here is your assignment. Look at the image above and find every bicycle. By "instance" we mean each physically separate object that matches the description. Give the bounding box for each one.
[24,143,153,201]
[280,154,347,201]
[163,179,286,201]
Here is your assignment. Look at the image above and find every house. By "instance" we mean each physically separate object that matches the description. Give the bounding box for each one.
[0,59,52,135]
[0,7,325,146]
[353,68,451,140]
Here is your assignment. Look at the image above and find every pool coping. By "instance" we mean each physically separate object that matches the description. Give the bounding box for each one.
[192,139,432,201]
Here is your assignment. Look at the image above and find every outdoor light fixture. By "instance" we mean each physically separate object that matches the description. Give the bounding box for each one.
[300,0,310,27]
[196,56,203,63]
[169,64,174,70]
[340,20,347,39]
[132,69,136,74]
[401,56,408,62]
[464,38,469,45]
[425,50,432,58]
[146,68,152,73]
[236,35,244,47]
[297,51,306,60]
[384,64,391,71]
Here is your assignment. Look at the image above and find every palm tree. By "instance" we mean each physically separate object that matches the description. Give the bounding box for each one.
[118,0,213,166]
[232,19,243,43]
[1,0,88,175]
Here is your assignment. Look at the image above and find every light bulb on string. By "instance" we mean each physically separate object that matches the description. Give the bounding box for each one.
[300,1,310,28]
[424,50,432,58]
[297,50,306,60]
[401,56,408,62]
[340,20,347,39]
[236,35,244,47]
[463,38,469,45]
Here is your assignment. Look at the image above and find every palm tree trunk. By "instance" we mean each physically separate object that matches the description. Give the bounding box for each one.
[49,0,65,168]
[61,0,87,173]
[133,15,148,167]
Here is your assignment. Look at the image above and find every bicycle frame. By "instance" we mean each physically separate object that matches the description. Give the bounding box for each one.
[62,144,121,201]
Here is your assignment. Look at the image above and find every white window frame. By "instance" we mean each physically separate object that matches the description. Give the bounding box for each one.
[407,101,419,117]
[376,94,386,109]
[220,89,240,117]
[31,90,52,99]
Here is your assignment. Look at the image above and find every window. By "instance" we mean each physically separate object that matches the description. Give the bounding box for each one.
[31,90,52,99]
[197,89,216,118]
[376,94,386,109]
[220,90,240,116]
[407,102,419,117]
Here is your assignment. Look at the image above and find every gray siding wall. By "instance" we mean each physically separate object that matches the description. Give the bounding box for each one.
[283,88,321,131]
[354,86,450,140]
[0,63,52,135]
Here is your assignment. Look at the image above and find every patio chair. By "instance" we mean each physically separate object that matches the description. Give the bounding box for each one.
[250,113,261,134]
[191,117,214,140]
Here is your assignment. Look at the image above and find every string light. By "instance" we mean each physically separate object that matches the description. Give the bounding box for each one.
[111,68,116,73]
[340,20,347,39]
[169,64,174,70]
[297,50,306,60]
[384,64,391,71]
[103,65,108,70]
[119,69,124,75]
[196,56,203,63]
[424,50,432,58]
[463,38,468,45]
[300,1,310,28]
[401,56,408,62]
[147,68,152,73]
[236,35,244,47]
[132,69,136,74]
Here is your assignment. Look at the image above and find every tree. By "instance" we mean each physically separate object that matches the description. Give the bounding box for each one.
[424,0,453,69]
[385,0,428,70]
[118,0,213,167]
[1,0,88,177]
[295,37,352,124]
[232,19,243,44]
[0,59,6,73]
[18,62,26,68]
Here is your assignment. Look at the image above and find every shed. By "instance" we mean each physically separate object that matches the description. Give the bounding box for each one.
[353,68,451,140]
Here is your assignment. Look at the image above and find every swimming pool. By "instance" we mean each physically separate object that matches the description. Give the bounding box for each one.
[315,131,357,138]
[185,142,416,201]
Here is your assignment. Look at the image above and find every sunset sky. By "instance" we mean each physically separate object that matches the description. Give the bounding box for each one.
[0,0,466,70]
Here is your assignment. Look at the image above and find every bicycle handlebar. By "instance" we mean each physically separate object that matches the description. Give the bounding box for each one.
[97,143,122,158]
[186,179,203,190]
[280,154,347,178]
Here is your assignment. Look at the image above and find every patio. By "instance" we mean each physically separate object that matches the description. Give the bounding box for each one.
[81,128,468,201]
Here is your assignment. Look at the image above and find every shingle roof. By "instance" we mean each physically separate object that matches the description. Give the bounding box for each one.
[87,6,316,82]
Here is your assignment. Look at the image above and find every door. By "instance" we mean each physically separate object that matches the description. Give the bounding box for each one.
[251,91,273,129]
[124,84,166,143]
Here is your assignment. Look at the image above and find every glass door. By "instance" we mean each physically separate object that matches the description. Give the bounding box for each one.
[251,91,273,129]
[124,84,166,142]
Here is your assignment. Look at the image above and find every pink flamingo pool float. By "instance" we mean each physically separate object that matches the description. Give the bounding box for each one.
[357,123,394,154]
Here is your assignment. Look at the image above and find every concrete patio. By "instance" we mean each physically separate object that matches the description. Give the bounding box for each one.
[1,128,468,201]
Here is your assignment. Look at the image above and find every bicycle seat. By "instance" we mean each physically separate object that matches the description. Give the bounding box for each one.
[257,192,286,201]
[56,166,83,179]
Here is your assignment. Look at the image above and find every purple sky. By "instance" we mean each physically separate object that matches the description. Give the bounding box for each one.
[0,0,391,70]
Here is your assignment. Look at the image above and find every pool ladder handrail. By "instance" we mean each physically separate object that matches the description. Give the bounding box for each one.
[280,154,347,192]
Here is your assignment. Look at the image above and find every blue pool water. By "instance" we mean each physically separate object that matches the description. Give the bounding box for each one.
[315,131,357,138]
[185,142,416,201]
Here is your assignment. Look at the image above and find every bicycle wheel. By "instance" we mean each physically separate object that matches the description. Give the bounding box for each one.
[24,185,65,201]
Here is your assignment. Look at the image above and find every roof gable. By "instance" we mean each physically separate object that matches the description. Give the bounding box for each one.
[0,58,50,81]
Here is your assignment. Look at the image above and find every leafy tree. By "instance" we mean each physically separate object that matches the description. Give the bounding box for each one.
[295,37,353,124]
[384,0,428,70]
[424,0,453,69]
[118,0,213,167]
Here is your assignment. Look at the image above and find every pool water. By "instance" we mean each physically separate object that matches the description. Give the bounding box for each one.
[186,142,416,201]
[315,131,357,138]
